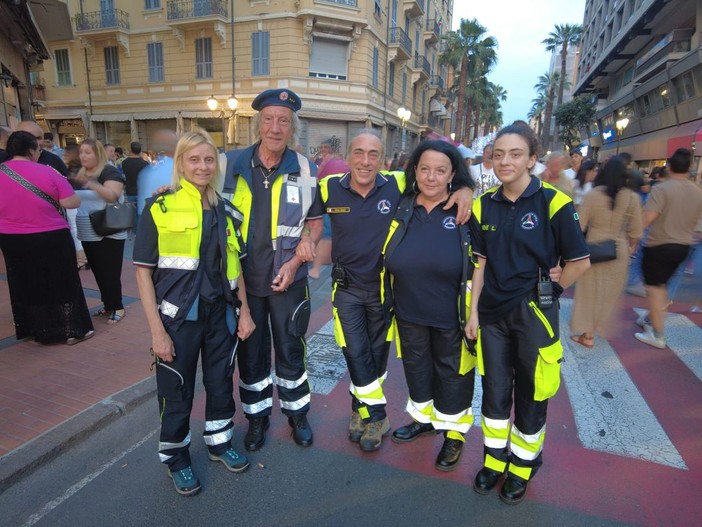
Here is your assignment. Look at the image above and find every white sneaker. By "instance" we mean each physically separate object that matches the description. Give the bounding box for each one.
[635,312,651,328]
[634,330,666,349]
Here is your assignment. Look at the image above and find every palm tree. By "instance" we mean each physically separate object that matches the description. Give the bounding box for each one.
[440,18,497,144]
[534,71,559,152]
[543,23,583,144]
[528,92,547,139]
[475,82,506,139]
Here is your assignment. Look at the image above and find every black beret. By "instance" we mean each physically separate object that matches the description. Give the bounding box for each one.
[251,88,302,112]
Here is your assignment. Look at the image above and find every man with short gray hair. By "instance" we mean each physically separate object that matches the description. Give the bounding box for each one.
[296,129,473,453]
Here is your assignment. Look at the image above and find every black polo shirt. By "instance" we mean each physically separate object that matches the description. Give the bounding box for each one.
[469,176,588,325]
[322,172,402,291]
[386,202,461,328]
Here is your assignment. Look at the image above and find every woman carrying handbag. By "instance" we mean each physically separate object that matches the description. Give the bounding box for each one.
[569,155,643,348]
[72,138,128,323]
[0,131,94,344]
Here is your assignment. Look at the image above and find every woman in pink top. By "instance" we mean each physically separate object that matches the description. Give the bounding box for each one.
[0,131,94,345]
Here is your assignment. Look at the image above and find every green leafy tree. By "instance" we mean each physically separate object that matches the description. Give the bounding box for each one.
[554,95,596,151]
[440,19,497,144]
[543,23,583,144]
[534,71,559,151]
[528,92,547,139]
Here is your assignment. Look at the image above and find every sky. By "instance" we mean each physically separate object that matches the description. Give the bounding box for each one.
[451,0,587,125]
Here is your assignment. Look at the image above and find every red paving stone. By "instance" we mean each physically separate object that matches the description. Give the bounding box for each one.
[0,254,153,459]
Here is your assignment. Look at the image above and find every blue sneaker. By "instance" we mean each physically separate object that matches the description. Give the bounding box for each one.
[208,448,250,473]
[168,466,201,496]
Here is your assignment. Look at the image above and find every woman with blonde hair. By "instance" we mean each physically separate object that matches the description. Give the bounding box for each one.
[134,130,255,496]
[73,138,128,323]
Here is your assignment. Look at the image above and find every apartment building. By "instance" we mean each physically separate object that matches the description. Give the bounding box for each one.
[35,0,454,158]
[0,1,72,128]
[574,0,702,172]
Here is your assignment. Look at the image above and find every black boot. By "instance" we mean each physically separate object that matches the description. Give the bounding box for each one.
[391,421,435,443]
[244,416,270,451]
[435,434,464,471]
[473,467,502,495]
[288,414,313,447]
[499,476,528,505]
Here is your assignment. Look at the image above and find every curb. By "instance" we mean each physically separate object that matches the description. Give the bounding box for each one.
[0,376,156,495]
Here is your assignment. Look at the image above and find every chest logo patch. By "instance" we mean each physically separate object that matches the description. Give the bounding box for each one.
[443,216,457,230]
[520,212,539,230]
[377,199,392,214]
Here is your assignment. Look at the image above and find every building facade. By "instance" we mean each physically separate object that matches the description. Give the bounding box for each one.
[0,0,72,128]
[35,0,454,158]
[575,0,702,173]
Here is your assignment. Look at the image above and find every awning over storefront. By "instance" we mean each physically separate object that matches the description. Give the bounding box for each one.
[597,127,673,162]
[91,112,178,122]
[667,119,702,157]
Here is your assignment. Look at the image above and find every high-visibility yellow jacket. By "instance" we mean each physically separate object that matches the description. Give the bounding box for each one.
[147,179,244,329]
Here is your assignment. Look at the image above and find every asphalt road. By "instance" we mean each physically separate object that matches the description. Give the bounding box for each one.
[0,393,631,527]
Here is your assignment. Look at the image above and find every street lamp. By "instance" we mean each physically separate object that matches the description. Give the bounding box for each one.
[615,117,629,154]
[397,106,411,151]
[207,94,238,151]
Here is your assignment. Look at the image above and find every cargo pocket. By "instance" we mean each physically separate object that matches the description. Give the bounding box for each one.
[288,298,311,337]
[534,340,563,401]
[156,362,185,401]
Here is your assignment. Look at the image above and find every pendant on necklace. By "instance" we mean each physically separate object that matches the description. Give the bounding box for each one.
[263,179,270,189]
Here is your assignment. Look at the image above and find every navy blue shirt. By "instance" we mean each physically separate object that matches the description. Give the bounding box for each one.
[322,172,402,290]
[470,176,589,325]
[386,202,462,329]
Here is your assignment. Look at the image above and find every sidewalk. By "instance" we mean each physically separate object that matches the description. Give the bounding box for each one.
[0,248,332,492]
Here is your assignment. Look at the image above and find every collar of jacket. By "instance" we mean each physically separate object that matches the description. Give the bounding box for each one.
[224,143,301,193]
[176,177,206,201]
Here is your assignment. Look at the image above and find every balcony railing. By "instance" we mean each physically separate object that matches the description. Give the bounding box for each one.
[429,75,444,91]
[389,27,412,58]
[318,0,358,6]
[74,9,130,32]
[167,0,227,20]
[425,18,441,41]
[414,55,431,76]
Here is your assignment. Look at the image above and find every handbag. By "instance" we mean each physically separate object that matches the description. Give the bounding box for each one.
[587,239,617,263]
[89,195,136,236]
[586,192,633,264]
[0,163,67,220]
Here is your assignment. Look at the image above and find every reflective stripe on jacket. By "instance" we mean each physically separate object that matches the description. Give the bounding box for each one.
[223,145,318,275]
[149,179,243,330]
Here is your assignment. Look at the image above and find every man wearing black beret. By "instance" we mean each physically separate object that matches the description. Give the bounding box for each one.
[223,89,324,451]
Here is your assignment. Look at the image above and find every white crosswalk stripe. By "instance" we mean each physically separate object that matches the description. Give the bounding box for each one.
[305,301,701,470]
[560,299,686,469]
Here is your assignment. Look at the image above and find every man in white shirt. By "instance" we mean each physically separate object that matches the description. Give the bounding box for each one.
[470,143,499,196]
[563,149,583,180]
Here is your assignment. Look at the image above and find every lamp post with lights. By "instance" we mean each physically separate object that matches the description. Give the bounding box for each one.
[397,106,411,152]
[207,94,238,151]
[615,117,629,154]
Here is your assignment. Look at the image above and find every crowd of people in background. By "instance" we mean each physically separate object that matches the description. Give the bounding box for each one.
[1,105,700,504]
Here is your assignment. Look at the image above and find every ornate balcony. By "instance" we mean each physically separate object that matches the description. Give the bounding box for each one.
[426,75,443,98]
[410,54,430,84]
[74,9,129,33]
[166,0,229,48]
[424,18,440,45]
[403,0,424,18]
[317,0,358,6]
[388,27,412,63]
[74,9,130,55]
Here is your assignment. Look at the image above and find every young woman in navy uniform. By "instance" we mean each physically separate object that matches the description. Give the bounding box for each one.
[466,125,590,504]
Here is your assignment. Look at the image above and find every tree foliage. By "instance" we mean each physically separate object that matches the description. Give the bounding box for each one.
[554,95,596,151]
[440,19,498,143]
